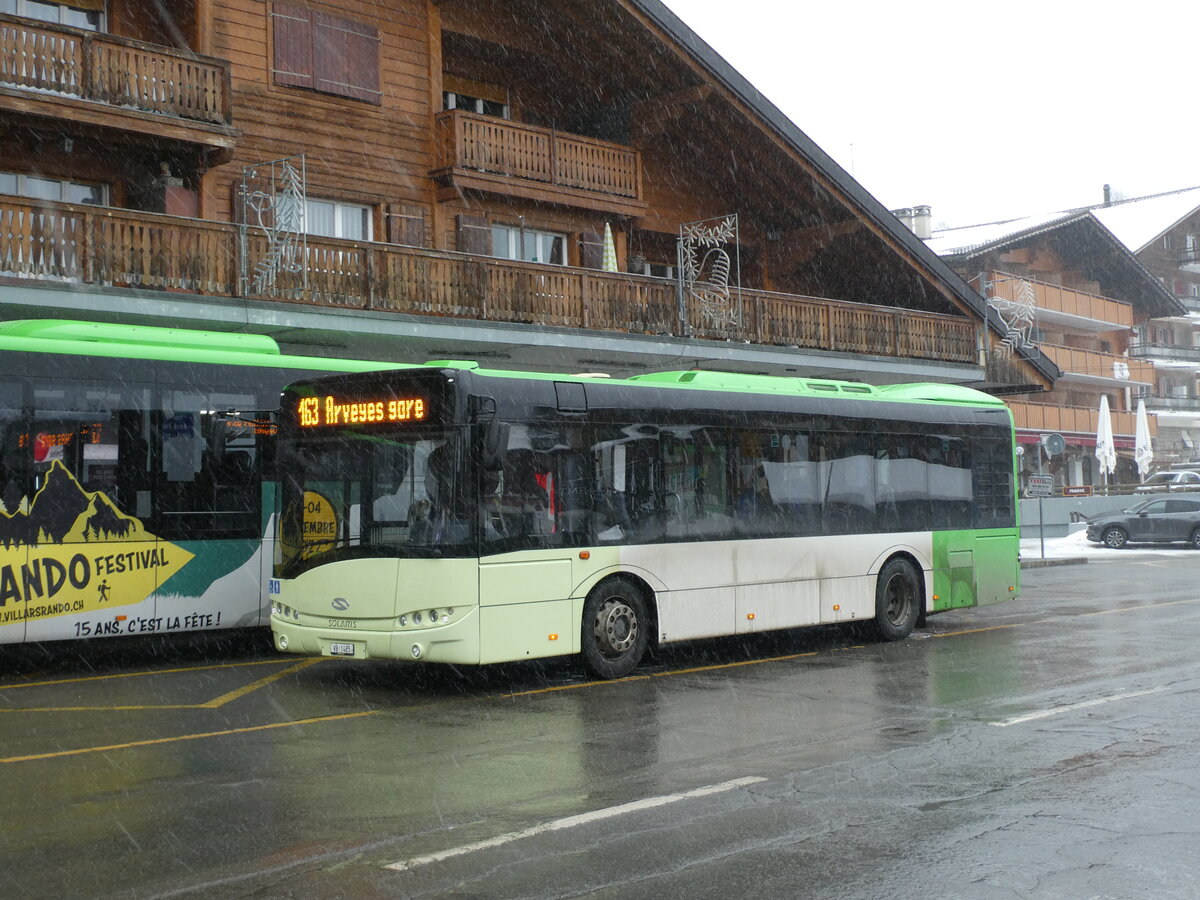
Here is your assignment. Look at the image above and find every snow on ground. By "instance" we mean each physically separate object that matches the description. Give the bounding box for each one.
[1021,526,1200,561]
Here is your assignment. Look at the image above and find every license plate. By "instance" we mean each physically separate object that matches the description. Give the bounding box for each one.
[328,641,355,657]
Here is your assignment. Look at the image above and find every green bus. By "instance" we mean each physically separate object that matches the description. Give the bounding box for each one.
[0,319,400,647]
[270,364,1020,678]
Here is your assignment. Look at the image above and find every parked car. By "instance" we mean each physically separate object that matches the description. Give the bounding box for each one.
[1134,470,1200,493]
[1085,497,1200,548]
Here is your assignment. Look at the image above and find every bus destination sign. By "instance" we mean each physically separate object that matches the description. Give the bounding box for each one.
[298,394,428,428]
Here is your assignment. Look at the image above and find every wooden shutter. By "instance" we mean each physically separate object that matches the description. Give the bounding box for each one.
[457,215,491,256]
[386,203,428,247]
[313,11,381,105]
[579,232,604,269]
[272,2,314,89]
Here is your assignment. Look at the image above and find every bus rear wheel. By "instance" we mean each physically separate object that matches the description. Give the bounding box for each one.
[582,577,649,679]
[875,558,921,641]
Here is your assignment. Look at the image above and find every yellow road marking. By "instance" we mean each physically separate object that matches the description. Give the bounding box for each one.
[0,659,325,713]
[0,710,378,764]
[0,658,293,692]
[198,659,323,708]
[7,595,1200,760]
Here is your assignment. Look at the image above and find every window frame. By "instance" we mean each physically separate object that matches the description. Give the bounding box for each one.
[304,197,373,241]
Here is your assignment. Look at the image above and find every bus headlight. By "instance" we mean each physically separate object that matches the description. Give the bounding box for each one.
[278,634,289,650]
[398,614,407,627]
[413,612,422,625]
[411,643,422,659]
[429,609,438,622]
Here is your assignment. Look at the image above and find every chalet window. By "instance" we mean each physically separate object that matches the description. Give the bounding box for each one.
[0,171,106,204]
[1191,284,1200,299]
[442,76,509,119]
[0,0,103,30]
[1163,234,1174,250]
[272,2,381,105]
[443,91,508,119]
[305,198,371,240]
[492,224,565,265]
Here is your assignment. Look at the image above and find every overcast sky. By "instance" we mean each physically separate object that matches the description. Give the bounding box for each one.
[660,0,1199,231]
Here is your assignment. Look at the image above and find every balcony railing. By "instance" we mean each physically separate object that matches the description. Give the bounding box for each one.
[1129,343,1200,364]
[0,13,231,125]
[1144,394,1200,413]
[987,270,1132,328]
[1040,343,1154,385]
[435,110,641,201]
[1007,400,1155,439]
[0,194,980,364]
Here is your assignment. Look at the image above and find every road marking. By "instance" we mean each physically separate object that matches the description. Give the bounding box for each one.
[991,686,1168,727]
[0,658,295,692]
[384,776,767,872]
[199,659,323,708]
[0,710,378,764]
[0,658,325,713]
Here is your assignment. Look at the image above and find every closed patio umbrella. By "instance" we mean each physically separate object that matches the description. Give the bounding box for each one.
[601,222,618,273]
[1095,395,1116,487]
[1134,398,1154,480]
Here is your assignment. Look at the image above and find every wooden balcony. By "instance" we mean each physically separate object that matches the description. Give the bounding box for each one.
[0,14,234,155]
[0,194,980,364]
[1008,400,1156,440]
[988,270,1132,329]
[434,110,646,216]
[1039,343,1154,387]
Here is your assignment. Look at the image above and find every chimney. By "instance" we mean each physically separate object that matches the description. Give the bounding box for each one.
[911,205,932,240]
[1103,184,1112,207]
[891,207,914,231]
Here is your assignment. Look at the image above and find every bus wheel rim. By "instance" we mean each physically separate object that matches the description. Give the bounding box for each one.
[884,573,912,626]
[595,598,638,658]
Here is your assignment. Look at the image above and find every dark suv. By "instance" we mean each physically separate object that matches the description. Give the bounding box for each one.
[1086,497,1200,549]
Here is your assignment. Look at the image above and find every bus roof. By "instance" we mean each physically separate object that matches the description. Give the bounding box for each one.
[409,361,1008,409]
[0,319,408,375]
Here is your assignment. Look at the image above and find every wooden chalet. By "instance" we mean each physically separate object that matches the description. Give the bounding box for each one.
[928,211,1186,488]
[0,0,1056,385]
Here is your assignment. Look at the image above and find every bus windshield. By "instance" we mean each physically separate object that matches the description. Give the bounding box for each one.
[280,426,470,569]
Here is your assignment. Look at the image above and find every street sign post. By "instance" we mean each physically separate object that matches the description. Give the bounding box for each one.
[1026,475,1054,558]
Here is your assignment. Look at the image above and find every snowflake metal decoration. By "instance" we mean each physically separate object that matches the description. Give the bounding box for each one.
[679,214,741,326]
[239,155,307,296]
[987,277,1036,357]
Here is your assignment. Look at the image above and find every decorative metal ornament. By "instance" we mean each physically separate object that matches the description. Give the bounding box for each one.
[987,276,1036,357]
[239,155,307,296]
[678,214,741,326]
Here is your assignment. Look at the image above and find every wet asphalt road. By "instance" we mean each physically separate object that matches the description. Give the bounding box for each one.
[2,553,1199,899]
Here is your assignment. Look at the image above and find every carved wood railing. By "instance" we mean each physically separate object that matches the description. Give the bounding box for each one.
[436,110,641,200]
[987,270,1133,327]
[0,13,231,125]
[0,195,979,364]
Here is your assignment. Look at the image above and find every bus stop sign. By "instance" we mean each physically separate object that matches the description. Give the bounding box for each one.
[1026,475,1054,498]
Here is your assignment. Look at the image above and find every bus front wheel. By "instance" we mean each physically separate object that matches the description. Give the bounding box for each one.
[582,577,649,679]
[875,558,921,641]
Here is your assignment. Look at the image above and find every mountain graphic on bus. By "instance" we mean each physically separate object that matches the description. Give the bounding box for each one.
[0,460,150,547]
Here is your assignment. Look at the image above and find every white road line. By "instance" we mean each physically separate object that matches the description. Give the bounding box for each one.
[384,775,767,872]
[991,686,1168,727]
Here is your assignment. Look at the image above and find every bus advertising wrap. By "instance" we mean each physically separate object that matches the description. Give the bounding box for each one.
[0,461,194,630]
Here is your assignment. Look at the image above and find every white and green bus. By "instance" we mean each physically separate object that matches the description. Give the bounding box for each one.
[0,319,399,647]
[270,364,1020,678]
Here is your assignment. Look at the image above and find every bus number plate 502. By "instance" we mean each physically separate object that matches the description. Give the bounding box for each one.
[329,642,355,657]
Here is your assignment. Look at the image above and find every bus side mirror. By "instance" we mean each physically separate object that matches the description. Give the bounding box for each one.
[483,419,510,471]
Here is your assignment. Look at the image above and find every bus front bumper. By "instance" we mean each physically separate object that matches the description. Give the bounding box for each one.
[270,607,480,664]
